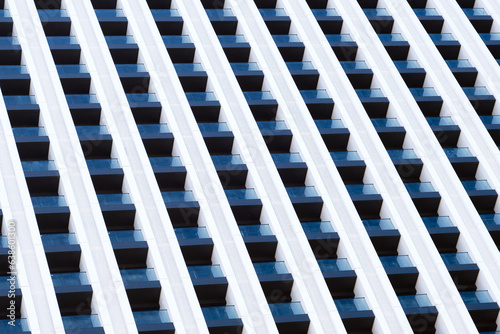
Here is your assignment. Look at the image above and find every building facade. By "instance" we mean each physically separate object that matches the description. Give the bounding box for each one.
[0,0,499,333]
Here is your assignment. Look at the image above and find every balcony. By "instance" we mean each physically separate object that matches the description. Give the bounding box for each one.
[463,8,493,33]
[52,272,92,316]
[175,227,214,265]
[202,305,243,334]
[104,35,139,64]
[150,9,183,35]
[121,269,161,311]
[109,230,148,268]
[115,64,150,93]
[162,35,195,63]
[429,33,460,59]
[286,186,323,221]
[206,9,237,35]
[62,314,104,334]
[198,122,234,155]
[188,264,228,307]
[230,62,264,92]
[398,294,438,334]
[97,194,136,231]
[65,94,101,125]
[161,191,200,227]
[126,93,163,123]
[331,151,366,184]
[76,125,112,159]
[271,153,308,186]
[413,8,444,33]
[185,92,221,122]
[362,219,401,255]
[38,9,71,36]
[422,216,459,252]
[479,33,500,58]
[334,298,375,333]
[240,224,278,262]
[462,86,496,115]
[0,65,30,96]
[481,214,500,248]
[86,158,124,193]
[311,8,342,34]
[426,116,461,146]
[325,34,358,61]
[388,149,423,182]
[404,182,441,215]
[443,147,479,179]
[314,118,349,151]
[138,123,175,157]
[441,252,479,290]
[254,262,293,303]
[272,34,305,62]
[286,61,319,90]
[13,126,50,160]
[380,255,418,295]
[95,9,128,35]
[150,156,186,191]
[363,8,394,33]
[46,36,81,64]
[0,9,11,38]
[56,64,91,94]
[445,59,478,86]
[211,154,247,189]
[302,221,340,259]
[22,160,59,196]
[259,8,290,35]
[356,89,390,118]
[31,196,70,233]
[460,290,499,332]
[256,120,293,152]
[174,63,208,92]
[480,115,500,145]
[340,61,373,89]
[371,117,406,149]
[377,33,409,60]
[4,95,39,127]
[462,180,497,212]
[229,184,270,221]
[269,302,310,334]
[41,233,81,273]
[318,259,357,298]
[409,87,444,115]
[300,89,335,119]
[393,60,426,87]
[346,184,383,218]
[134,309,175,334]
[218,35,250,62]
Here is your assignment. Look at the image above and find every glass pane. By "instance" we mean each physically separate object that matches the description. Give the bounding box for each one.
[115,64,147,73]
[461,180,492,191]
[480,115,500,125]
[269,302,306,316]
[286,61,315,70]
[330,151,362,161]
[363,8,390,16]
[202,306,239,320]
[317,258,352,271]
[211,155,244,165]
[120,268,157,282]
[378,33,405,42]
[218,35,247,43]
[387,149,418,159]
[445,59,473,68]
[86,159,121,169]
[311,8,339,17]
[3,95,37,105]
[380,255,413,268]
[134,310,170,325]
[41,233,78,246]
[443,147,473,158]
[286,186,319,197]
[257,120,288,130]
[463,8,488,16]
[259,8,287,16]
[62,315,100,329]
[188,265,224,279]
[174,227,210,239]
[314,119,345,129]
[66,94,99,104]
[429,33,456,41]
[31,196,67,207]
[404,182,436,192]
[301,221,335,233]
[346,184,378,195]
[413,8,440,16]
[272,34,301,43]
[441,252,474,265]
[38,9,68,17]
[0,10,10,18]
[22,160,57,171]
[198,122,230,132]
[426,116,455,126]
[149,156,183,167]
[479,33,500,41]
[362,218,395,231]
[95,9,125,17]
[421,216,454,228]
[46,36,78,44]
[0,319,29,332]
[398,294,433,308]
[105,35,136,44]
[460,290,494,304]
[12,127,46,136]
[97,193,133,205]
[0,65,28,74]
[480,214,500,226]
[173,63,204,72]
[356,88,385,98]
[75,125,109,135]
[224,188,259,200]
[230,62,260,71]
[162,35,192,43]
[126,93,158,103]
[108,230,144,242]
[271,152,303,163]
[56,64,88,74]
[335,298,370,311]
[371,118,401,127]
[205,8,235,17]
[151,9,180,17]
[393,60,422,69]
[462,86,491,96]
[340,61,370,70]
[239,224,273,237]
[253,261,289,275]
[300,89,330,99]
[325,34,354,42]
[243,91,274,100]
[161,191,196,202]
[52,272,89,286]
[409,87,439,97]
[137,123,170,133]
[186,92,218,101]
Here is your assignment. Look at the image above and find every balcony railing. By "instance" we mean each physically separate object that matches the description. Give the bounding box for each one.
[421,216,454,228]
[253,261,289,275]
[188,265,224,279]
[52,272,89,286]
[41,233,78,246]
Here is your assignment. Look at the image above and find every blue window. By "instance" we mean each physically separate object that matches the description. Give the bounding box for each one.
[362,218,395,231]
[161,191,196,202]
[108,230,144,243]
[253,262,289,275]
[398,295,433,308]
[126,93,158,103]
[31,196,67,208]
[188,265,224,279]
[317,258,352,271]
[186,92,218,101]
[461,180,493,191]
[76,125,109,135]
[206,9,235,17]
[239,224,273,237]
[387,149,418,159]
[137,123,170,133]
[426,116,455,126]
[271,152,303,163]
[404,182,436,193]
[97,193,133,205]
[120,268,157,282]
[62,315,101,329]
[52,272,89,286]
[346,184,378,195]
[115,64,147,73]
[428,33,456,41]
[66,94,98,104]
[211,155,244,165]
[334,298,371,312]
[134,310,171,325]
[330,151,362,161]
[259,8,287,16]
[105,35,135,44]
[460,290,495,304]
[22,160,57,171]
[202,306,239,320]
[12,127,46,137]
[86,159,121,169]
[480,214,500,226]
[301,221,335,233]
[149,157,183,167]
[243,91,274,100]
[41,233,78,246]
[95,9,125,17]
[150,9,181,17]
[379,255,413,268]
[225,188,259,200]
[269,302,307,316]
[441,253,474,265]
[272,34,301,43]
[314,119,345,129]
[174,227,210,240]
[421,216,454,228]
[393,60,422,69]
[286,186,319,197]
[443,147,474,158]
